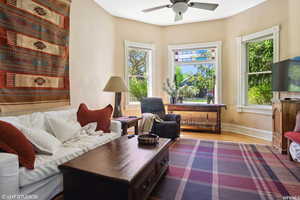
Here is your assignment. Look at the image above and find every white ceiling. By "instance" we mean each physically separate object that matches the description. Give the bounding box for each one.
[95,0,266,26]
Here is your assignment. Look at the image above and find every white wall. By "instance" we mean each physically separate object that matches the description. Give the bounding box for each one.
[70,0,116,109]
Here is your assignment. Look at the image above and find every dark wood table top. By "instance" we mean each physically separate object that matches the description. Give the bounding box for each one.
[113,117,142,123]
[60,136,171,184]
[166,103,227,108]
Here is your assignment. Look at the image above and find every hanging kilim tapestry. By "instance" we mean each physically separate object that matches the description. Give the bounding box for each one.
[0,0,71,107]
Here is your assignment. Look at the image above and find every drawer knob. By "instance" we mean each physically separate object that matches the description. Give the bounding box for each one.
[142,178,151,191]
[160,158,168,166]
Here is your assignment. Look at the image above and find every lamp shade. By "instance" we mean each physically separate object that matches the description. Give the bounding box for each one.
[103,76,128,92]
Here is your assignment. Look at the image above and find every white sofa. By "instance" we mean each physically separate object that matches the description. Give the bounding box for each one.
[0,109,122,200]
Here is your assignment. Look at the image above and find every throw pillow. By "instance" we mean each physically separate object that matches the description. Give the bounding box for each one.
[0,121,36,169]
[46,116,82,143]
[77,103,113,133]
[18,126,62,155]
[285,132,300,144]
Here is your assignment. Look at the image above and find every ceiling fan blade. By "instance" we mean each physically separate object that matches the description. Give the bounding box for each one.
[175,13,183,22]
[189,2,219,11]
[142,4,172,13]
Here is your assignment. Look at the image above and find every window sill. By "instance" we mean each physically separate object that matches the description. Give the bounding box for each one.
[125,102,140,110]
[237,105,272,116]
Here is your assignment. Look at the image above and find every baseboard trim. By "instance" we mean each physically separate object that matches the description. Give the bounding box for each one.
[222,123,272,141]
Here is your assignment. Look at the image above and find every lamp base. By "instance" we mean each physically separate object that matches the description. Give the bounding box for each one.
[113,92,122,118]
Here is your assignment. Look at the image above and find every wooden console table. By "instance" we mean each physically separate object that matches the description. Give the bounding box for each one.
[167,104,227,134]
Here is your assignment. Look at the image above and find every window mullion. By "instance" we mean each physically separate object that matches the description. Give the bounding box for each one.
[248,71,272,75]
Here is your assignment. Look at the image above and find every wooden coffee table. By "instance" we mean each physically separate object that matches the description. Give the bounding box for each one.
[59,136,171,200]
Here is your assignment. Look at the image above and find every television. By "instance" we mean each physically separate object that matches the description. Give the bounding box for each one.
[272,57,300,92]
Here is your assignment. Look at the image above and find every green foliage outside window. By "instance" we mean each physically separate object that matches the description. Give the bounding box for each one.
[128,49,148,102]
[129,77,148,102]
[247,39,273,105]
[164,64,215,103]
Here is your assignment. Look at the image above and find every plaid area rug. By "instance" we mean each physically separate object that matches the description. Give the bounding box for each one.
[150,139,300,200]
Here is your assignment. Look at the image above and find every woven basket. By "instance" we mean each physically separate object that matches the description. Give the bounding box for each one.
[138,134,159,145]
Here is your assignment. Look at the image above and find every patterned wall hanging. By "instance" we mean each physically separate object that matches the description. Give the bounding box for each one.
[0,0,71,108]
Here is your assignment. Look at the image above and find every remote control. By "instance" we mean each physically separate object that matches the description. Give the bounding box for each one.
[128,135,135,139]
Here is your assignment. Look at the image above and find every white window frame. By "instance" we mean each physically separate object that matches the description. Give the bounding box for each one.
[236,25,280,115]
[124,41,155,107]
[168,41,222,104]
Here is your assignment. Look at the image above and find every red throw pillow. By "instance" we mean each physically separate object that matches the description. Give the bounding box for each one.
[285,132,300,144]
[0,121,36,169]
[77,103,113,133]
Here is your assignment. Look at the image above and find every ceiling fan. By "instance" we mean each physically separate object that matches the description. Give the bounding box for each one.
[142,0,219,22]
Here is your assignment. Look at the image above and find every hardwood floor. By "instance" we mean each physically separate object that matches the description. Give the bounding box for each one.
[126,128,271,145]
[181,131,271,145]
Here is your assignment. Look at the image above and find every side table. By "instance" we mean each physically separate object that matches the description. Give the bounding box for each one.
[114,117,142,135]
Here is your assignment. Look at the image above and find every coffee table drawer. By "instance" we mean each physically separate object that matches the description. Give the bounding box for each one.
[156,151,169,175]
[133,164,156,200]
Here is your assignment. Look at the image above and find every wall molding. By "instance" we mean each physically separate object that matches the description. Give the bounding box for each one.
[222,123,272,141]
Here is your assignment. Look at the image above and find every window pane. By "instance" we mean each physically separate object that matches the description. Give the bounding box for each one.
[247,39,273,73]
[128,48,148,76]
[174,48,216,63]
[127,46,152,103]
[248,73,272,105]
[175,63,215,103]
[128,77,148,103]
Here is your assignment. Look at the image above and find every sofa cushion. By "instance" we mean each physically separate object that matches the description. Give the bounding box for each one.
[77,103,113,133]
[0,121,36,169]
[18,133,119,187]
[18,126,62,155]
[0,116,62,155]
[17,112,46,131]
[46,115,81,143]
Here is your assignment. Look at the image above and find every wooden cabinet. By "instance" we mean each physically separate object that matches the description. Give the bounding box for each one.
[272,100,300,154]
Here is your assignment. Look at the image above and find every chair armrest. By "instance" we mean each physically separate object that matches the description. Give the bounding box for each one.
[157,121,178,127]
[0,153,19,196]
[110,120,122,136]
[165,114,181,124]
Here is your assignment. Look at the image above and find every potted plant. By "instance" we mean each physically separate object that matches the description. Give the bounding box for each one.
[163,78,178,104]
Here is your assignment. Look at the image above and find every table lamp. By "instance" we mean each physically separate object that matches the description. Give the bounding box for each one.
[103,76,128,118]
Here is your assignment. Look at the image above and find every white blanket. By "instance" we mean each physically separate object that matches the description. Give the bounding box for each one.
[139,113,163,134]
[139,113,155,133]
[290,142,300,162]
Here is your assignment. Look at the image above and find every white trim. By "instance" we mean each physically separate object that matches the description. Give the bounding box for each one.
[124,41,155,108]
[236,25,280,115]
[168,41,222,104]
[222,123,272,141]
[241,25,280,42]
[236,105,272,116]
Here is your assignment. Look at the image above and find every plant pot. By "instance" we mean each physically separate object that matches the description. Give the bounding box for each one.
[178,97,183,103]
[170,96,177,104]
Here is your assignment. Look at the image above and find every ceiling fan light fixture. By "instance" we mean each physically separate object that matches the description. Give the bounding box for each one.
[172,2,188,15]
[175,12,183,22]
